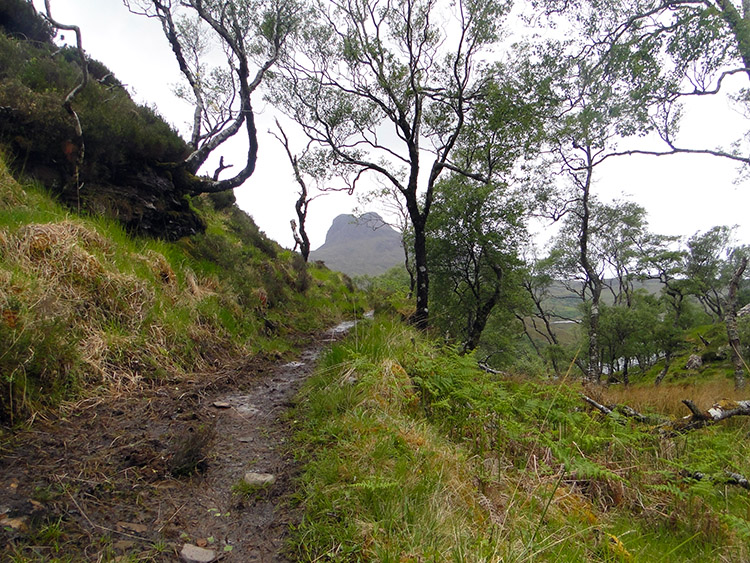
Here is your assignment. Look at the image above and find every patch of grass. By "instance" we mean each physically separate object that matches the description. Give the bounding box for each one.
[291,319,499,562]
[292,318,750,561]
[231,477,274,500]
[168,423,216,477]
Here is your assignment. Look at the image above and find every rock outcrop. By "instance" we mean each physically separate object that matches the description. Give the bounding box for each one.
[310,212,403,276]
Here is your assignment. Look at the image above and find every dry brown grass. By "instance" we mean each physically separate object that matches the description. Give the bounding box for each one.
[597,378,744,418]
[0,220,175,398]
[185,268,218,301]
[16,221,109,256]
[4,221,154,327]
[141,249,177,288]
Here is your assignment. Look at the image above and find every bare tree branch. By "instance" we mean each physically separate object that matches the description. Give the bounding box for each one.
[43,0,89,190]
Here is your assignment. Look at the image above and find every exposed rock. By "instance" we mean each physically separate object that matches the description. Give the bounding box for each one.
[685,354,703,370]
[243,472,276,487]
[0,514,27,531]
[738,303,750,318]
[180,543,216,563]
[71,168,206,241]
[309,212,403,276]
[14,146,205,240]
[212,401,231,409]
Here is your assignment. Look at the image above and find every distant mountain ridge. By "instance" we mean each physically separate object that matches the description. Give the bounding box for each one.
[310,212,403,276]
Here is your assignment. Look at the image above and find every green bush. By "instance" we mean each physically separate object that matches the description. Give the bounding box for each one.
[0,0,54,43]
[0,32,187,185]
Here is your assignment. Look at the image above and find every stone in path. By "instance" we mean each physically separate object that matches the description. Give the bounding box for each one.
[180,543,216,563]
[243,471,276,487]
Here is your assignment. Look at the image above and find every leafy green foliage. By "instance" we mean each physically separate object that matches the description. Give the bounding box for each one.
[427,176,528,352]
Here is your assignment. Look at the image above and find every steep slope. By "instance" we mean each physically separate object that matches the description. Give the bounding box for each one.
[0,153,365,425]
[0,23,202,239]
[0,153,369,561]
[310,212,404,276]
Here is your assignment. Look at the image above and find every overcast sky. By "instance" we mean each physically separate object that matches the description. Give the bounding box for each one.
[31,0,750,251]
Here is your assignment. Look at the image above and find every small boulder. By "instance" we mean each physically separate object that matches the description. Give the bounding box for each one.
[243,472,276,487]
[180,543,216,563]
[685,354,703,370]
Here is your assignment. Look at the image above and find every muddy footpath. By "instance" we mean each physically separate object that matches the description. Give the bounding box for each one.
[0,319,360,562]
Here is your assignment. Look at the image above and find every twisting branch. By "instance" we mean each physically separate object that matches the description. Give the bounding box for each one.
[581,394,612,415]
[270,119,313,261]
[682,469,750,491]
[668,399,750,433]
[582,394,664,424]
[125,0,297,195]
[212,156,232,180]
[43,0,88,190]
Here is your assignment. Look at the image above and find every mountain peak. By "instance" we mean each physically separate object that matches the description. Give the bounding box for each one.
[324,213,391,245]
[311,212,403,276]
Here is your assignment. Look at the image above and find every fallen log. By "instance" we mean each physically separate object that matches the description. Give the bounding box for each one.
[581,395,750,434]
[681,469,750,491]
[674,399,750,433]
[581,394,612,415]
[581,395,661,424]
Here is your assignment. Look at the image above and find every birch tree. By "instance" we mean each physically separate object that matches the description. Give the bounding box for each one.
[125,0,298,194]
[537,0,750,168]
[270,0,516,328]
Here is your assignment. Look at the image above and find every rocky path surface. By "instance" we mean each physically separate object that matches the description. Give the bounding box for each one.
[0,319,358,562]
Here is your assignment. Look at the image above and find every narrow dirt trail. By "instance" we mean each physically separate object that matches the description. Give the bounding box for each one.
[0,320,357,561]
[174,320,356,561]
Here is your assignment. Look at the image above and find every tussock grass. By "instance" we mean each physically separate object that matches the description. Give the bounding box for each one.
[0,153,366,426]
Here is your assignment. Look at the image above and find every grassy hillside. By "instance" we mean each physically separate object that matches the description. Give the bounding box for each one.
[291,319,750,562]
[0,154,366,428]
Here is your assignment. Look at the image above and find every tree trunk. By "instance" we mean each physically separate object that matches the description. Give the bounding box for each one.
[587,292,602,382]
[726,255,748,390]
[464,283,502,352]
[403,237,416,299]
[578,147,601,382]
[412,223,429,329]
[655,351,671,385]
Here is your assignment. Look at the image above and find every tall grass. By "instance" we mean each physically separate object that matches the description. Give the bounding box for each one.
[292,318,750,561]
[291,319,500,561]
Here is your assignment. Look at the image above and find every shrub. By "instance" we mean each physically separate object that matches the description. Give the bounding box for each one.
[0,0,54,43]
[207,189,236,211]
